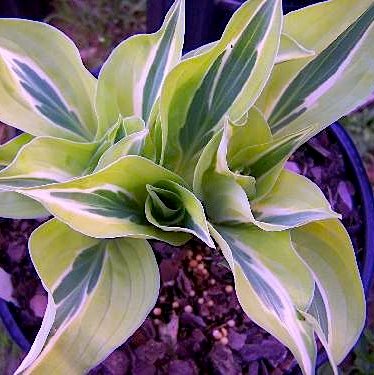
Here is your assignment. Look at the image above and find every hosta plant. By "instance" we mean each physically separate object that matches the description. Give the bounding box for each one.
[0,0,373,373]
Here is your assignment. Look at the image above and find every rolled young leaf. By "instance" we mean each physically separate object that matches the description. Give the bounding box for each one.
[160,0,282,182]
[145,180,214,247]
[193,121,268,225]
[111,115,145,138]
[141,108,164,164]
[217,108,271,199]
[17,219,160,374]
[0,133,33,167]
[17,155,191,245]
[291,219,365,364]
[257,0,374,138]
[0,20,97,141]
[95,0,185,137]
[209,224,316,375]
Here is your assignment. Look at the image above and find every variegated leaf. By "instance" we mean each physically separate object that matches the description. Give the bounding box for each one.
[0,136,98,189]
[182,41,217,60]
[0,20,97,141]
[141,108,164,164]
[250,169,339,230]
[276,33,314,64]
[95,129,148,171]
[229,124,316,175]
[0,133,33,167]
[199,167,338,232]
[258,1,374,138]
[145,180,213,247]
[300,311,338,375]
[201,172,255,226]
[194,120,334,231]
[298,287,339,375]
[227,106,272,159]
[183,33,314,64]
[86,115,146,174]
[306,285,329,343]
[160,0,282,182]
[0,191,48,219]
[17,156,190,245]
[16,219,159,374]
[193,126,257,206]
[230,124,317,200]
[291,219,365,364]
[100,114,144,146]
[209,224,316,375]
[193,105,274,202]
[15,293,56,374]
[95,0,185,137]
[193,114,308,222]
[193,119,258,225]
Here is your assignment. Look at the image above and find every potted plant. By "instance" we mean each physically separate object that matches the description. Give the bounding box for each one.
[0,0,374,373]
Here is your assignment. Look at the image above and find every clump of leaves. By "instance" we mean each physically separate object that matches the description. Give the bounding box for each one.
[0,0,373,374]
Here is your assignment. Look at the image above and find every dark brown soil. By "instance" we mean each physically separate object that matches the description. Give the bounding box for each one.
[0,129,365,374]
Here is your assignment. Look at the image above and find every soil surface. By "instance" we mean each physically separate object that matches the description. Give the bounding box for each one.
[0,129,365,374]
